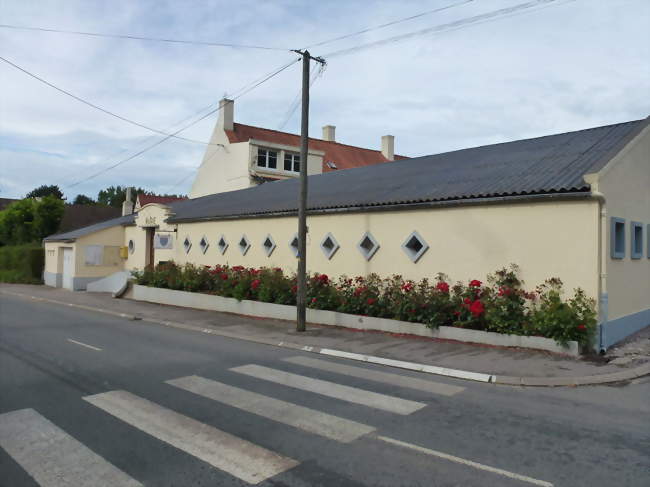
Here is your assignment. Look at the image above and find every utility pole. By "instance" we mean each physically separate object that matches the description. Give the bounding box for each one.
[293,49,325,332]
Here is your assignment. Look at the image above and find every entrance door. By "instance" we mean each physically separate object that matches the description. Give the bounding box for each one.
[145,228,155,268]
[62,247,74,290]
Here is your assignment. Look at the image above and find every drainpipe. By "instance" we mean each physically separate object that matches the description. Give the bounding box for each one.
[585,174,608,352]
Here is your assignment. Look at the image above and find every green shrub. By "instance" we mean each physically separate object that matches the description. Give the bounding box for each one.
[0,244,44,283]
[132,262,597,347]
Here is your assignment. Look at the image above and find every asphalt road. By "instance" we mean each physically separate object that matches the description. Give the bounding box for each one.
[0,293,648,487]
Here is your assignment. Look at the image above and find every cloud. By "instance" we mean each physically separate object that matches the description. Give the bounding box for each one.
[1,0,648,200]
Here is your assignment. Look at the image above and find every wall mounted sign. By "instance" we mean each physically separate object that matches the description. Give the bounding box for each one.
[154,233,173,249]
[145,216,157,226]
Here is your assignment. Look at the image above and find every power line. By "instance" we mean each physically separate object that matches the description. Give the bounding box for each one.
[323,0,572,58]
[304,0,474,49]
[0,55,227,147]
[0,23,290,51]
[277,62,325,130]
[64,58,300,189]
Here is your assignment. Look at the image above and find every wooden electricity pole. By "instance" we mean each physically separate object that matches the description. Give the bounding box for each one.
[294,49,324,332]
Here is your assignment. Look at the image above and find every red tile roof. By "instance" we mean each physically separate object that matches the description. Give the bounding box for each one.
[136,194,186,207]
[225,123,407,172]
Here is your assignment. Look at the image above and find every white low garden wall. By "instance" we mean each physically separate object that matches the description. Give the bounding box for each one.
[131,284,580,356]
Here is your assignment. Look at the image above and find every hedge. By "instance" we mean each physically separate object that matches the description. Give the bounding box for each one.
[133,262,598,347]
[0,244,44,284]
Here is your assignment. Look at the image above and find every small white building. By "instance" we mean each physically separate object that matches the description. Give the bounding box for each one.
[189,98,406,197]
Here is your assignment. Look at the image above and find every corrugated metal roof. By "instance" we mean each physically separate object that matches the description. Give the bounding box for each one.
[168,118,648,223]
[44,214,135,242]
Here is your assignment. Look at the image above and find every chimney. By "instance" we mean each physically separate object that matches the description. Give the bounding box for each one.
[381,135,395,161]
[322,125,336,141]
[218,98,234,131]
[122,186,134,216]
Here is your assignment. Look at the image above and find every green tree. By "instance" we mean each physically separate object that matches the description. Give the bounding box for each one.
[97,185,150,208]
[0,196,64,245]
[26,184,64,200]
[73,194,96,205]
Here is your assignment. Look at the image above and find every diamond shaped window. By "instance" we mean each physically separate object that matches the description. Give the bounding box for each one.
[238,234,251,256]
[128,239,135,254]
[199,235,210,254]
[262,234,276,257]
[289,233,299,257]
[402,231,429,263]
[217,235,228,255]
[320,233,340,260]
[183,236,192,254]
[357,232,379,261]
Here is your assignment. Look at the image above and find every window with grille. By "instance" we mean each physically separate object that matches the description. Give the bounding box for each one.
[284,153,300,172]
[257,148,277,169]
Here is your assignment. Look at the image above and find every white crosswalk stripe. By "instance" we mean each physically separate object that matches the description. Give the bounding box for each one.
[167,375,375,443]
[230,364,426,415]
[283,356,465,396]
[0,408,141,487]
[83,390,298,485]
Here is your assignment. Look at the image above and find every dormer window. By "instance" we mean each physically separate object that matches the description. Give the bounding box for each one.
[284,153,300,172]
[257,148,277,169]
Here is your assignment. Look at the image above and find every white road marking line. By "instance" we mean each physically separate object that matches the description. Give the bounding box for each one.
[283,356,465,397]
[374,435,554,487]
[319,348,493,382]
[230,364,426,415]
[0,408,141,487]
[167,375,375,443]
[83,390,298,484]
[67,338,102,351]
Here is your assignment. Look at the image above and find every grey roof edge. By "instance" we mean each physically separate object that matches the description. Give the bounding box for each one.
[166,190,593,224]
[44,214,135,242]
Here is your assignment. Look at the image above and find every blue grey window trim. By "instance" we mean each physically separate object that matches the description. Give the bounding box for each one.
[647,224,650,259]
[630,221,643,259]
[610,217,625,259]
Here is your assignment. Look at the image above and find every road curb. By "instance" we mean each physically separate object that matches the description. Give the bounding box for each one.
[3,289,648,387]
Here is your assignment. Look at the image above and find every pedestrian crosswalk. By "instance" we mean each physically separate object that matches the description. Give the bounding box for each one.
[0,355,463,486]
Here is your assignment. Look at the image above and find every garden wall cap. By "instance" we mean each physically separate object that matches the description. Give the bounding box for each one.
[166,117,649,222]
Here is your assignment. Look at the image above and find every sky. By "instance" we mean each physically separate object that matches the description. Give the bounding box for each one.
[1,0,648,201]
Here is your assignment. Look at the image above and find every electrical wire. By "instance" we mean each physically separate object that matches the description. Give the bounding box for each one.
[0,23,290,51]
[0,54,228,147]
[323,0,571,58]
[64,57,300,189]
[304,0,474,49]
[277,62,325,130]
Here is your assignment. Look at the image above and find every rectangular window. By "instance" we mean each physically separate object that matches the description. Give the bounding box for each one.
[256,148,277,169]
[610,217,625,259]
[284,153,300,172]
[84,245,103,266]
[631,221,643,259]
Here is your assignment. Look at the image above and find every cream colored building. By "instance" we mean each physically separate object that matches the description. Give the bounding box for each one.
[44,117,650,351]
[189,98,405,197]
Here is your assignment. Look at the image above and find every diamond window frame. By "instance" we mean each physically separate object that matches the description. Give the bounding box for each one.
[401,230,429,263]
[289,233,299,257]
[199,235,210,255]
[127,239,135,255]
[238,234,251,256]
[262,234,277,257]
[357,231,380,261]
[217,234,229,255]
[320,232,340,260]
[183,236,192,254]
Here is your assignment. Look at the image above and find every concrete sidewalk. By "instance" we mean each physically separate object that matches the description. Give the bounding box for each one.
[2,283,649,385]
